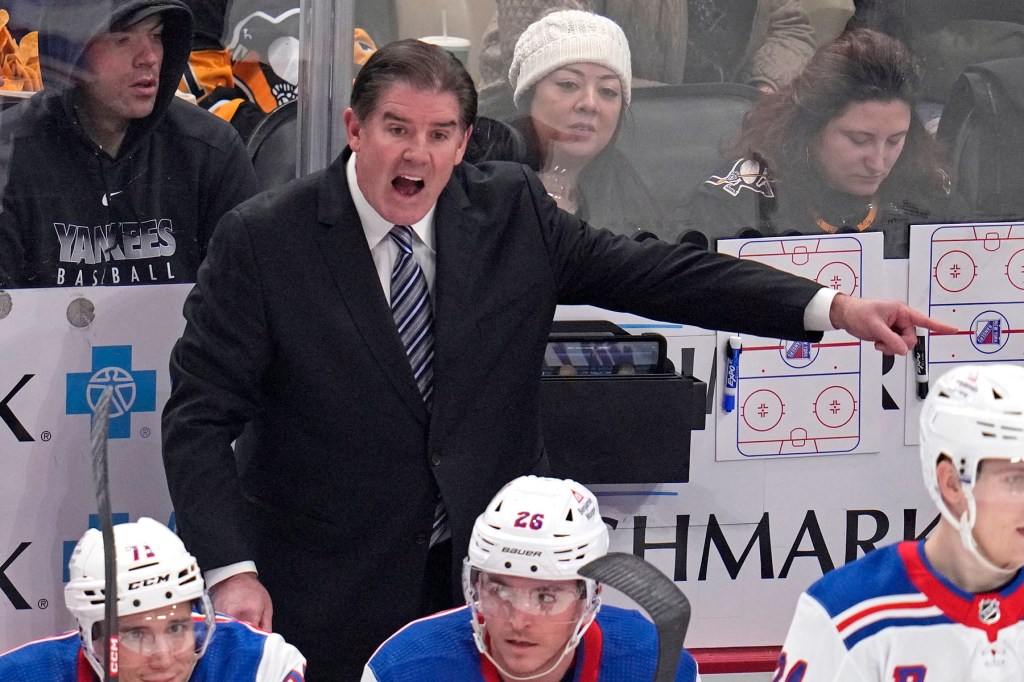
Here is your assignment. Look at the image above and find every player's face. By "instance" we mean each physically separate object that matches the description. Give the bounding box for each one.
[344,83,471,227]
[114,603,197,682]
[812,99,911,198]
[81,15,164,131]
[528,63,623,170]
[479,574,586,680]
[971,459,1024,569]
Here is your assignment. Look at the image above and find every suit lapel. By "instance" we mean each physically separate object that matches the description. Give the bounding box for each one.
[430,173,487,444]
[316,153,429,424]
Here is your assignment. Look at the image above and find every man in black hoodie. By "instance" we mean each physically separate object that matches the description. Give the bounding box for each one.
[0,0,259,288]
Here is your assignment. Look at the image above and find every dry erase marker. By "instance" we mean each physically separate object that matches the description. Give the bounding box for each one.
[723,335,742,413]
[913,327,928,399]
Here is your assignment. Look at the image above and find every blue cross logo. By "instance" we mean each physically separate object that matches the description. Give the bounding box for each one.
[66,346,156,439]
[61,512,177,582]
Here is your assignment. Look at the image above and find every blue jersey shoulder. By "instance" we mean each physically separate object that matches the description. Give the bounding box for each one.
[190,617,274,681]
[0,632,81,682]
[595,606,699,682]
[366,606,482,681]
[806,543,914,618]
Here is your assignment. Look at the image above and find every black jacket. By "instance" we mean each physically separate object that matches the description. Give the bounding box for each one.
[162,150,824,680]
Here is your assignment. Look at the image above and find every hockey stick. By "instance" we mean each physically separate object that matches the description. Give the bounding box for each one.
[579,552,690,682]
[90,386,118,682]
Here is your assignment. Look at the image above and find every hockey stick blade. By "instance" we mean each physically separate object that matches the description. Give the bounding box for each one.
[90,386,118,682]
[579,552,690,682]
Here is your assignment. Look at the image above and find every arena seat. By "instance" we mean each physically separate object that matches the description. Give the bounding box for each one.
[937,55,1024,221]
[615,83,760,237]
[246,99,297,191]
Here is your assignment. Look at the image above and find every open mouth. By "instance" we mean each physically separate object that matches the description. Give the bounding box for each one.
[393,175,425,197]
[132,77,157,94]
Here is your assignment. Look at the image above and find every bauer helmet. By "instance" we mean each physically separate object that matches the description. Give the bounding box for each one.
[463,476,608,678]
[920,364,1024,572]
[64,517,216,678]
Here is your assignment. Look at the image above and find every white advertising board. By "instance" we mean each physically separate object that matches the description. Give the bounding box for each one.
[0,262,933,658]
[0,285,186,647]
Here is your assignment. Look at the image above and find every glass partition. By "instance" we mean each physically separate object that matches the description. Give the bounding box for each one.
[356,0,1024,255]
[2,1,1019,275]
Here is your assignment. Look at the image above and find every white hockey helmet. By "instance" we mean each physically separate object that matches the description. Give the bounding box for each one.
[465,475,609,579]
[920,364,1024,571]
[463,476,608,679]
[64,517,216,677]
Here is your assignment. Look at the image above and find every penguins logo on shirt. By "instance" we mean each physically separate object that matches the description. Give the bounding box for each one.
[706,158,775,198]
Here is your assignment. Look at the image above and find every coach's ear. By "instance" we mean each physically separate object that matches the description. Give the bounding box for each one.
[343,108,362,152]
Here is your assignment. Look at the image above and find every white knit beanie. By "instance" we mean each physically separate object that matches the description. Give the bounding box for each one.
[509,10,632,110]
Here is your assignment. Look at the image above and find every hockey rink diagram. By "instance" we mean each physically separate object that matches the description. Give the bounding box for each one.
[924,223,1024,366]
[718,235,874,458]
[905,222,1024,443]
[913,223,1024,403]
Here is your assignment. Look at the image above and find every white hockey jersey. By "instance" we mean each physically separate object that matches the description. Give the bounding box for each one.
[775,541,1024,681]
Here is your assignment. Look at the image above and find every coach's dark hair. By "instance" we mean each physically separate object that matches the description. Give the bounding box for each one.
[350,38,477,130]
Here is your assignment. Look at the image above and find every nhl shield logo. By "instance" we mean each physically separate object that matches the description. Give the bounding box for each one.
[978,598,1001,625]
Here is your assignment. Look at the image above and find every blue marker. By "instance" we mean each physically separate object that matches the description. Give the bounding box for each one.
[723,334,742,413]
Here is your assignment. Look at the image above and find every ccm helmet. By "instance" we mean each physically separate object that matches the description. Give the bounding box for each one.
[920,364,1024,572]
[463,476,609,679]
[64,518,216,677]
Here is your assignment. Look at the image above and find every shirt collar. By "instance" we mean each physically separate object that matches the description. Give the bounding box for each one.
[346,152,436,252]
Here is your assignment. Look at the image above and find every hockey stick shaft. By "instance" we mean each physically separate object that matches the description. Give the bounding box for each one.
[579,552,690,682]
[90,386,117,682]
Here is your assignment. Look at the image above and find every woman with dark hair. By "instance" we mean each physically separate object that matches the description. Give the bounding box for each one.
[687,28,958,257]
[505,10,668,239]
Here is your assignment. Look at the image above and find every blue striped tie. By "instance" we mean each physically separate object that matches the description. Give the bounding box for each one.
[389,226,449,545]
[389,226,434,406]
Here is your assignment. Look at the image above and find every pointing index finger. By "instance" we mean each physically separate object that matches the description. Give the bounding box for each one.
[907,309,958,336]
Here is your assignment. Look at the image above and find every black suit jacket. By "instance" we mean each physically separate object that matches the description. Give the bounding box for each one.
[162,150,823,680]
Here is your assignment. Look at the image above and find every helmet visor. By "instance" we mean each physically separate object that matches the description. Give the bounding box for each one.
[89,595,215,661]
[973,459,1024,501]
[118,604,196,657]
[469,568,586,624]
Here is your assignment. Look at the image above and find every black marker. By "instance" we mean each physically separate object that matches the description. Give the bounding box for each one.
[914,328,928,399]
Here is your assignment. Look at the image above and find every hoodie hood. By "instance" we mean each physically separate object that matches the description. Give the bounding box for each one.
[37,0,193,154]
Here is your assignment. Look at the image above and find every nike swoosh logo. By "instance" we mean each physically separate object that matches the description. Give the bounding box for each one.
[101,190,124,207]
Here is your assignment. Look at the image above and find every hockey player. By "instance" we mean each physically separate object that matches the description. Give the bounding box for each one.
[361,475,700,681]
[775,363,1024,681]
[0,517,306,682]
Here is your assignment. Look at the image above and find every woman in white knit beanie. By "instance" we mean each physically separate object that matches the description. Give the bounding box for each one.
[507,10,666,238]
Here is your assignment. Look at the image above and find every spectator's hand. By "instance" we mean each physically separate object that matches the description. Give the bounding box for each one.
[209,572,273,630]
[829,294,958,355]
